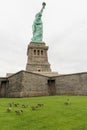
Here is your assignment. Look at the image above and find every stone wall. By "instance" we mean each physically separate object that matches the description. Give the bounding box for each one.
[7,71,23,97]
[7,71,49,97]
[55,72,87,95]
[1,71,87,97]
[21,71,49,97]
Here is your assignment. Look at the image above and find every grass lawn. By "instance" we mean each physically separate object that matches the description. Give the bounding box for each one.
[0,96,87,130]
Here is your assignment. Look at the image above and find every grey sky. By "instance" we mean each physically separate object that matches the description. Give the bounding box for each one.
[0,0,87,76]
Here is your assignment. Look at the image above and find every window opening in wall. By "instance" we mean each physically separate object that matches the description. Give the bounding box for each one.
[41,50,43,55]
[34,50,36,55]
[37,68,41,72]
[37,50,40,55]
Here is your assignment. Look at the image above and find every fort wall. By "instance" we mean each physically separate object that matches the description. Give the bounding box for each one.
[55,72,87,95]
[0,71,87,97]
[21,71,49,97]
[7,71,23,97]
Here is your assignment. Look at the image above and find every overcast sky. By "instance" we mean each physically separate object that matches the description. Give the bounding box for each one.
[0,0,87,76]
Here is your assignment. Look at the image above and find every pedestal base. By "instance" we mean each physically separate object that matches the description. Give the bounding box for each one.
[26,42,51,72]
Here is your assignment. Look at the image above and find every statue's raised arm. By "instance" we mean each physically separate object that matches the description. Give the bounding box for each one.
[40,2,46,14]
[31,2,46,43]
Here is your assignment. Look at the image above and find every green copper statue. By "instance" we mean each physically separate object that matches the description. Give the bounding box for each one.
[31,2,46,43]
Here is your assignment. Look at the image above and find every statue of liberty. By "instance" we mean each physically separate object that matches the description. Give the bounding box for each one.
[31,2,46,43]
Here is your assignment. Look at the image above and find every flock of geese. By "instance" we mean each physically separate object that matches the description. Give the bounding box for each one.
[7,102,44,114]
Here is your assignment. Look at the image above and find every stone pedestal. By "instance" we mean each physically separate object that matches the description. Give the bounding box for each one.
[26,42,51,72]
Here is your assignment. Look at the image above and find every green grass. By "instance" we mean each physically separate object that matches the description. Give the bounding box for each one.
[0,96,87,130]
